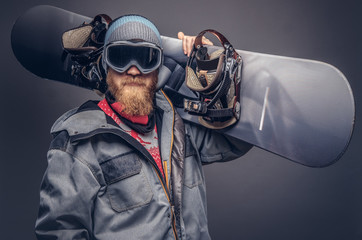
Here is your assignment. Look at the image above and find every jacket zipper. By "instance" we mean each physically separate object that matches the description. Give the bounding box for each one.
[161,89,179,240]
[154,166,179,240]
[161,90,175,195]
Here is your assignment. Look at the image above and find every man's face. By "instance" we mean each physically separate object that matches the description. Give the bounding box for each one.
[106,66,158,116]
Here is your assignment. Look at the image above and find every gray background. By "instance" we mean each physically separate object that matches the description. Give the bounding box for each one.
[1,0,361,239]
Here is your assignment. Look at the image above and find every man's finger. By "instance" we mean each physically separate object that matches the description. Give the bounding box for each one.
[177,31,185,40]
[186,37,195,57]
[202,36,214,46]
[178,32,187,55]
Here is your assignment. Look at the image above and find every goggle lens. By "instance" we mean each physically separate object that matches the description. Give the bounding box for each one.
[106,43,162,73]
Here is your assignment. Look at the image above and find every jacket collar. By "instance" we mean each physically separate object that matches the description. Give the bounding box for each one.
[50,91,174,137]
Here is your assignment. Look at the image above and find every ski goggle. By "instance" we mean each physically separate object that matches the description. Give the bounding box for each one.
[103,41,163,74]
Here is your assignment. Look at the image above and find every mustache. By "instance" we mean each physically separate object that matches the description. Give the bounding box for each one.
[120,76,147,86]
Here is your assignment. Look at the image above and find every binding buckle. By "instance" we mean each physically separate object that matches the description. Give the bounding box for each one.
[184,99,208,114]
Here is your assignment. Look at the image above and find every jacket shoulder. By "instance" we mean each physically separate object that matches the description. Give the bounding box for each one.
[50,100,108,136]
[49,130,70,151]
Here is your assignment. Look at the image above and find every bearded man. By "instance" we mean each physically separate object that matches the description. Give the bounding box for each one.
[35,14,251,240]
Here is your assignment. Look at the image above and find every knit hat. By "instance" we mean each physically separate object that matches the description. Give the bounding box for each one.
[104,14,162,48]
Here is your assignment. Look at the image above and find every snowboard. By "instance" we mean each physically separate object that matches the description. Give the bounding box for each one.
[11,5,355,167]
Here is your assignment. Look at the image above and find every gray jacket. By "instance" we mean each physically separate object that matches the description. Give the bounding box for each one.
[35,90,251,240]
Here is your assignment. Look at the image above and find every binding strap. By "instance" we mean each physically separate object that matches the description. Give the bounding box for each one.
[183,29,242,129]
[61,13,113,94]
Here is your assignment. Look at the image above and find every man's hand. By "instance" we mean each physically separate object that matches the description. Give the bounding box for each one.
[177,32,213,57]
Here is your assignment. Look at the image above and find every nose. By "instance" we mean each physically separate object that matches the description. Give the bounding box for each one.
[126,65,142,76]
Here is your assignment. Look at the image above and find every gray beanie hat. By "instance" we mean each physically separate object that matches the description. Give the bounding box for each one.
[102,14,162,71]
[104,14,162,47]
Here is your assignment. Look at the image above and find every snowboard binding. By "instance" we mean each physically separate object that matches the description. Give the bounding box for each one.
[61,14,112,94]
[185,29,242,129]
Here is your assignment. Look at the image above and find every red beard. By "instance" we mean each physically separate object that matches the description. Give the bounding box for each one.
[106,69,158,116]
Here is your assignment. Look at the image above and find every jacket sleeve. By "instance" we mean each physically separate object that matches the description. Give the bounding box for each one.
[35,148,100,240]
[186,123,253,164]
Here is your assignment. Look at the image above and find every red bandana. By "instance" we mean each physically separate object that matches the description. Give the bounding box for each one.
[110,101,149,125]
